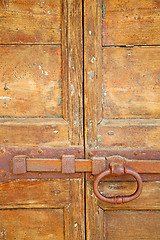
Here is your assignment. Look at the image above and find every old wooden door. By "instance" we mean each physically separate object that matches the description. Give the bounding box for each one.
[0,0,160,239]
[0,0,85,239]
[84,0,160,239]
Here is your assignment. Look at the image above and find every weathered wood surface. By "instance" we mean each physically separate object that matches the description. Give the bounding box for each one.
[62,0,83,145]
[0,118,69,146]
[103,47,160,119]
[84,0,102,148]
[105,211,160,240]
[0,179,85,239]
[0,45,62,117]
[0,0,61,44]
[87,181,160,211]
[98,181,160,210]
[86,180,160,239]
[64,179,85,240]
[0,179,69,208]
[86,180,104,240]
[98,119,160,148]
[103,0,160,45]
[0,209,64,240]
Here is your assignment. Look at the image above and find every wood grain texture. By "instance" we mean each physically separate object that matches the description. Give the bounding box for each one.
[0,179,85,239]
[98,181,160,210]
[0,209,64,240]
[62,0,83,145]
[86,180,104,240]
[84,0,102,148]
[103,47,160,118]
[64,179,85,240]
[0,45,62,117]
[0,118,69,147]
[0,0,8,8]
[105,211,160,240]
[0,0,61,44]
[102,0,160,45]
[86,180,160,239]
[0,179,70,208]
[98,119,160,148]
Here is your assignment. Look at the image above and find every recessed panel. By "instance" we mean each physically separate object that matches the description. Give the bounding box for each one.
[103,47,160,119]
[0,0,61,44]
[0,209,64,240]
[105,211,160,240]
[102,0,160,45]
[0,45,62,117]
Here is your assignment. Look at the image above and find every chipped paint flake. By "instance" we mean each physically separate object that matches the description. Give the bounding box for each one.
[91,57,96,63]
[0,96,15,100]
[53,130,59,134]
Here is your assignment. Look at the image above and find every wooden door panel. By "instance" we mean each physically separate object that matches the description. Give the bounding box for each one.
[0,179,70,207]
[104,211,160,240]
[103,47,160,119]
[0,209,64,240]
[86,180,160,240]
[98,119,160,149]
[84,0,160,149]
[0,118,69,147]
[0,1,84,239]
[97,181,160,210]
[0,0,61,44]
[0,178,85,239]
[85,0,160,239]
[0,0,83,147]
[102,0,160,46]
[0,45,62,117]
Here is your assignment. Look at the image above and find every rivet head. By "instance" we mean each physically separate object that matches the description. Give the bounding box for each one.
[107,131,115,135]
[0,148,5,153]
[88,152,94,157]
[134,151,138,156]
[2,172,6,177]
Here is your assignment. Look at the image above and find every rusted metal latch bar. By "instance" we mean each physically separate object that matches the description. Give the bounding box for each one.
[11,155,160,204]
[12,155,160,175]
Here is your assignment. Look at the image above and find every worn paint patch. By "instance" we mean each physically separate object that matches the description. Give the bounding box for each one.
[102,0,107,21]
[88,70,95,79]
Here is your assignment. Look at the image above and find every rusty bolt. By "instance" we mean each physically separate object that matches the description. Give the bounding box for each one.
[134,151,138,156]
[107,131,115,135]
[38,150,42,154]
[0,148,5,153]
[88,152,94,157]
[78,149,81,153]
[2,172,6,177]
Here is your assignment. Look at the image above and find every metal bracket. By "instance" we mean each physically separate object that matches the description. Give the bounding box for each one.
[12,155,27,174]
[62,155,75,173]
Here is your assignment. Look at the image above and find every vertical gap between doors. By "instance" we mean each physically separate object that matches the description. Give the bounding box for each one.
[82,0,87,239]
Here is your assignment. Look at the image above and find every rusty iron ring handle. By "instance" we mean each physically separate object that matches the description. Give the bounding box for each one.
[93,165,143,204]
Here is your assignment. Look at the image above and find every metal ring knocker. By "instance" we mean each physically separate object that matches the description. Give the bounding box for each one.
[93,162,143,204]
